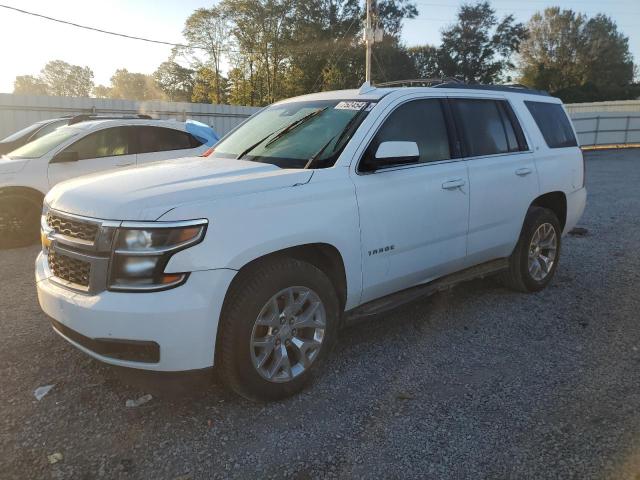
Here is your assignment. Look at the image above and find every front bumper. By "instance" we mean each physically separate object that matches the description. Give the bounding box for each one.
[36,252,236,371]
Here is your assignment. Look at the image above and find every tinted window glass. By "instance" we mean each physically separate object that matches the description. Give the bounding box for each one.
[452,99,510,157]
[137,127,199,154]
[9,127,81,159]
[363,99,450,169]
[67,127,130,160]
[525,101,578,148]
[499,101,529,152]
[32,119,69,140]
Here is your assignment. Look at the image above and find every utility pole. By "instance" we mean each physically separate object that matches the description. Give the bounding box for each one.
[365,0,372,84]
[363,0,383,85]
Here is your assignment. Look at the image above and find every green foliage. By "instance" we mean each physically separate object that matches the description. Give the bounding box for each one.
[13,75,49,96]
[153,61,194,102]
[436,2,526,83]
[106,69,164,101]
[519,8,635,99]
[13,60,94,97]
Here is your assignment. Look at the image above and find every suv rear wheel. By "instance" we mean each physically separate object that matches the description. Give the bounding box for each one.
[502,206,562,292]
[217,257,339,401]
[0,193,41,249]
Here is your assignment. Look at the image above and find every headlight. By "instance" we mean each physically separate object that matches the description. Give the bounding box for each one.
[108,219,207,292]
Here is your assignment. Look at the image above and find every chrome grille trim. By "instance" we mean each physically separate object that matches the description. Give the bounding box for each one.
[43,209,118,294]
[46,211,100,244]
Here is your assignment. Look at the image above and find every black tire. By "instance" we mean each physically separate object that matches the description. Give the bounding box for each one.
[0,193,42,249]
[217,257,340,401]
[501,206,562,293]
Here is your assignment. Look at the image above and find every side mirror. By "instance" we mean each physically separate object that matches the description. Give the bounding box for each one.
[52,150,79,163]
[362,141,420,171]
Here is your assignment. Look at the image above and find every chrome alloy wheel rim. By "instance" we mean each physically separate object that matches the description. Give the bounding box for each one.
[528,222,558,281]
[250,286,326,383]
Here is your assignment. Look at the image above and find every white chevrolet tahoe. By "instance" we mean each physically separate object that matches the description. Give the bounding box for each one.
[36,83,586,400]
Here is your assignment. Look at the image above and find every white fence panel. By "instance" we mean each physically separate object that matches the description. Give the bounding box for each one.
[0,93,262,139]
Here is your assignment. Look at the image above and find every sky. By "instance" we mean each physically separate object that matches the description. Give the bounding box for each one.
[0,0,638,93]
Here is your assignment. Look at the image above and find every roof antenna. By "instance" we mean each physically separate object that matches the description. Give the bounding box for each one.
[359,82,376,94]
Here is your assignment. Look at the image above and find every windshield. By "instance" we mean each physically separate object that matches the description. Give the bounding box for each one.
[0,122,44,143]
[8,126,81,159]
[210,99,373,169]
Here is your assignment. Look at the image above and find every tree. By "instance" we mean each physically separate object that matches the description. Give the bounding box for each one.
[108,69,164,101]
[192,67,228,103]
[153,61,194,102]
[181,7,230,103]
[519,8,635,99]
[438,2,526,83]
[13,75,49,95]
[40,60,94,96]
[407,45,441,78]
[13,60,94,97]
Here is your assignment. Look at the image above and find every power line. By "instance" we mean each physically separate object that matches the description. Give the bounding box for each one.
[0,4,200,50]
[0,3,369,57]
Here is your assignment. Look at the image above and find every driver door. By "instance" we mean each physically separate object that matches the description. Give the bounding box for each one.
[48,126,136,188]
[351,98,470,303]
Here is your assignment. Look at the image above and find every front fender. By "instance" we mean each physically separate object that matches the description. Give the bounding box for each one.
[160,169,363,309]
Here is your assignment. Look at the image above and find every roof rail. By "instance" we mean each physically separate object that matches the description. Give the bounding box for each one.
[375,77,463,88]
[433,82,550,96]
[68,114,153,125]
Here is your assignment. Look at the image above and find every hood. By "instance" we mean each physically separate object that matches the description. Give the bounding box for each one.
[0,155,29,175]
[45,156,313,221]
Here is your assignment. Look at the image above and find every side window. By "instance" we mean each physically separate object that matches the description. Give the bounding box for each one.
[525,101,578,148]
[65,127,131,160]
[451,99,514,157]
[32,120,68,140]
[486,101,530,153]
[361,99,451,170]
[137,127,200,154]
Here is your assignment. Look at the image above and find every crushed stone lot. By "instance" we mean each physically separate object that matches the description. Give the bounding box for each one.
[2,149,640,479]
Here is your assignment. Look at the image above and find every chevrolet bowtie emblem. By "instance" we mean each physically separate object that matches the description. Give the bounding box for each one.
[41,231,54,249]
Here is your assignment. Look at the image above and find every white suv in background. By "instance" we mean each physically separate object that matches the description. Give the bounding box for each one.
[0,117,209,247]
[36,83,586,401]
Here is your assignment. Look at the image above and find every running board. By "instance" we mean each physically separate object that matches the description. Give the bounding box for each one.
[345,258,508,322]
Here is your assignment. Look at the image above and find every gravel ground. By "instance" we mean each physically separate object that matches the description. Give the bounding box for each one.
[2,149,640,479]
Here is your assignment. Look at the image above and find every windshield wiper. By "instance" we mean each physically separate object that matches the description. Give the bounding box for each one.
[235,107,328,161]
[263,107,328,148]
[305,104,368,169]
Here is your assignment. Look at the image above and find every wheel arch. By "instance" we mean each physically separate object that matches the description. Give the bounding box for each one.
[227,243,348,312]
[531,191,567,230]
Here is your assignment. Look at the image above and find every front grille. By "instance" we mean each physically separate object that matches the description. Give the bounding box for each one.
[48,251,91,288]
[47,212,98,243]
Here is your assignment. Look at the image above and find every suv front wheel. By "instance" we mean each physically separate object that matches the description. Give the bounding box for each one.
[502,206,562,293]
[217,257,339,401]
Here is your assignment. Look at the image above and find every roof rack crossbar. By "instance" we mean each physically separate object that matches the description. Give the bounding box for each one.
[372,78,550,97]
[433,82,550,96]
[68,114,153,125]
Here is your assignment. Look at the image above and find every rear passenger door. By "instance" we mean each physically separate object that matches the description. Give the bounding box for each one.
[134,126,204,164]
[450,97,539,265]
[352,97,470,303]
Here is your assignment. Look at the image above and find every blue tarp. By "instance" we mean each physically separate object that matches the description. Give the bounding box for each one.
[185,120,219,147]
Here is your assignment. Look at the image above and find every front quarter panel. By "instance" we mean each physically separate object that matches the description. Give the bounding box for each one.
[160,168,363,309]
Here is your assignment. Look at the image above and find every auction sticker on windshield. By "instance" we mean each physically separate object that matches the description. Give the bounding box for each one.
[335,101,368,110]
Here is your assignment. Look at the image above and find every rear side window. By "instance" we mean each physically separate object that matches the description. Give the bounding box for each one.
[451,99,526,157]
[525,101,577,148]
[362,99,451,170]
[67,127,131,160]
[137,127,202,154]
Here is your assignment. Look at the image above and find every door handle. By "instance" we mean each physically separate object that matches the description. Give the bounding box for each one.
[441,179,466,190]
[116,162,134,167]
[515,167,533,176]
